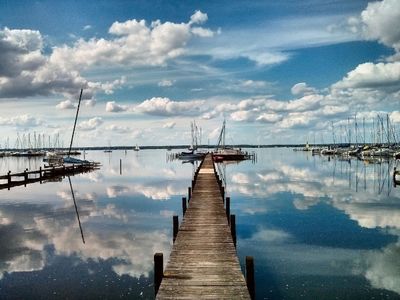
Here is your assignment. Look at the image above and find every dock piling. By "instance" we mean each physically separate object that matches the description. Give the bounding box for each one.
[182,197,187,215]
[173,215,179,242]
[246,256,255,300]
[154,253,163,296]
[188,187,191,201]
[226,196,230,222]
[230,214,236,247]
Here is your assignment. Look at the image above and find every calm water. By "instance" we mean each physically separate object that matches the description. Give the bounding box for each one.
[0,149,399,299]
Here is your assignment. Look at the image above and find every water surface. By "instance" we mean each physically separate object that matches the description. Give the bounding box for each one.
[0,149,399,299]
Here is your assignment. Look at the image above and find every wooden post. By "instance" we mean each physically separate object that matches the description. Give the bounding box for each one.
[154,253,163,296]
[192,179,195,189]
[221,186,225,199]
[7,171,11,190]
[226,196,230,223]
[173,215,179,242]
[120,159,122,175]
[188,187,191,201]
[39,167,42,183]
[182,197,187,216]
[230,214,236,247]
[246,256,255,300]
[24,169,28,186]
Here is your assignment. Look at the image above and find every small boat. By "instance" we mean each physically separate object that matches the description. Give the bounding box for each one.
[134,144,140,151]
[212,120,248,161]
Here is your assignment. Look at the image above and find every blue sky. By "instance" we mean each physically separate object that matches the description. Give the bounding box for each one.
[0,0,399,147]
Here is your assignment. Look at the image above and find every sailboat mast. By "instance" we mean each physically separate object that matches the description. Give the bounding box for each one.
[68,89,83,157]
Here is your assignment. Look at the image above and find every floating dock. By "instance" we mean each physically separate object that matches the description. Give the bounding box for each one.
[155,153,253,299]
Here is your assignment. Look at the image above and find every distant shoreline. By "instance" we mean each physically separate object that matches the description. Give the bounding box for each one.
[0,143,365,151]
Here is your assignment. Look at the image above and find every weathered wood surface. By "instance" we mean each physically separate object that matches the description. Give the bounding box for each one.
[157,154,250,299]
[0,163,99,190]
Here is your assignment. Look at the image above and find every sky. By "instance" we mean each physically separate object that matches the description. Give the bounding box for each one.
[0,0,399,147]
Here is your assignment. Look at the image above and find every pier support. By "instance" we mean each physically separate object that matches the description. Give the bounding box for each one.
[173,215,179,242]
[182,197,187,215]
[246,256,255,300]
[154,253,163,296]
[226,196,230,223]
[230,214,236,247]
[188,187,191,201]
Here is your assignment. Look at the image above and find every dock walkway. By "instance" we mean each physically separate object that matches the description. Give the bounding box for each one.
[156,154,251,299]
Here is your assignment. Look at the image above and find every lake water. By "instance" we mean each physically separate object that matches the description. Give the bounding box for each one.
[0,148,399,299]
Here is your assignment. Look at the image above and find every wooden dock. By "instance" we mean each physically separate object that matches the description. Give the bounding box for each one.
[0,163,99,190]
[155,154,253,299]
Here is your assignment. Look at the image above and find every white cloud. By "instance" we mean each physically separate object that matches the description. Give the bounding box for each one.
[83,25,92,31]
[189,10,208,25]
[360,0,400,51]
[0,114,43,127]
[332,62,400,91]
[56,99,75,110]
[240,80,269,89]
[105,124,131,134]
[84,99,96,107]
[106,101,128,113]
[158,79,174,87]
[134,97,205,116]
[78,117,103,131]
[291,82,318,96]
[163,121,176,129]
[191,27,214,38]
[51,11,212,70]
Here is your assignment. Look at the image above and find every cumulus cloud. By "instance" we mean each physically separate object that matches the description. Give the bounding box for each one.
[134,97,206,116]
[359,0,400,51]
[51,11,213,70]
[0,27,88,98]
[291,82,318,96]
[56,99,75,109]
[0,114,43,127]
[78,117,103,131]
[332,62,400,92]
[0,11,212,99]
[106,101,128,113]
[106,124,131,134]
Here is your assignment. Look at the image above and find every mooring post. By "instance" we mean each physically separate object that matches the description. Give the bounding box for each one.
[7,171,11,185]
[154,253,163,296]
[120,159,122,175]
[182,197,187,215]
[188,186,191,201]
[246,256,255,300]
[39,167,42,183]
[226,196,230,223]
[24,169,28,186]
[173,215,179,242]
[192,179,195,189]
[221,186,225,199]
[230,214,236,247]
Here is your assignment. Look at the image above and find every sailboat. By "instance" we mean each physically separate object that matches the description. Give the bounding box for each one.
[62,89,92,165]
[177,121,206,160]
[213,120,248,161]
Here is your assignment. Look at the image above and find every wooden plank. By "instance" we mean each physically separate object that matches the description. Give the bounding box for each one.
[156,154,250,299]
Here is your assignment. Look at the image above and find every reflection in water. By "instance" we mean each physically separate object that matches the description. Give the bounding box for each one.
[68,176,85,244]
[222,149,400,299]
[0,149,399,299]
